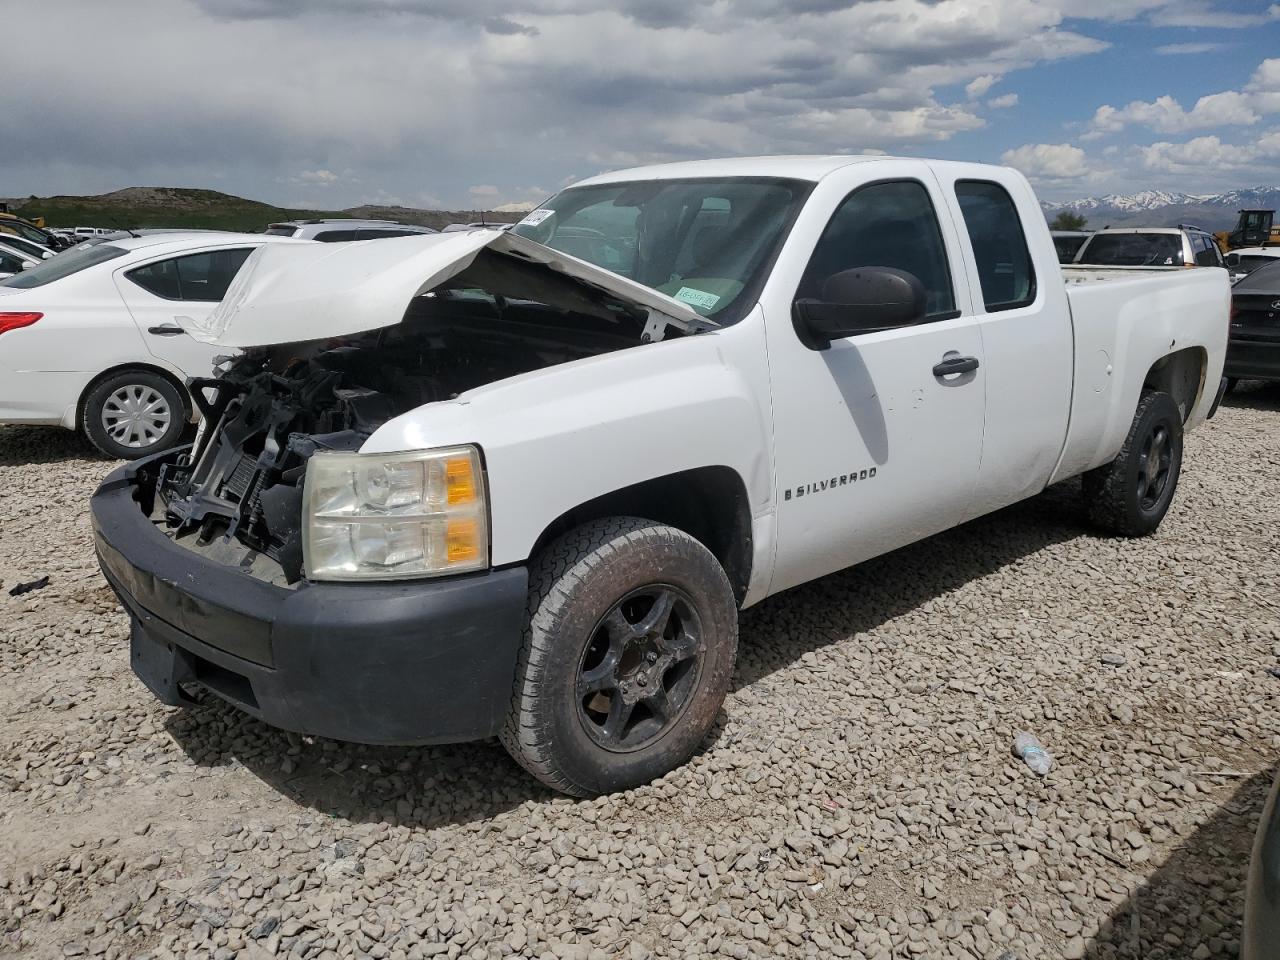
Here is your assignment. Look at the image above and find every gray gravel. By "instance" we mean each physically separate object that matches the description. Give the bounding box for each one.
[2,385,1279,960]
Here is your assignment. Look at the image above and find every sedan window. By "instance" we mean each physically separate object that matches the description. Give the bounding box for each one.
[127,248,254,301]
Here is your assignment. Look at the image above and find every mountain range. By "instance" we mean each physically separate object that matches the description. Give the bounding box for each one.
[1041,186,1280,231]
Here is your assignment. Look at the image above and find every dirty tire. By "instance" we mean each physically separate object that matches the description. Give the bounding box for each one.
[83,369,187,460]
[1082,390,1183,537]
[500,517,738,797]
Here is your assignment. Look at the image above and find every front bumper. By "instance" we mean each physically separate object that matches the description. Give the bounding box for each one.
[1225,336,1280,381]
[91,456,529,745]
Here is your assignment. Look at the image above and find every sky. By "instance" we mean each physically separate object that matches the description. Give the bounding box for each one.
[5,0,1280,210]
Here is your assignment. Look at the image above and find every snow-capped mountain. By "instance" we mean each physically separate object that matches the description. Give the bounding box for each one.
[1042,186,1280,229]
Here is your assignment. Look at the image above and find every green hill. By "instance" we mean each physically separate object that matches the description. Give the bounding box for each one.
[10,187,524,233]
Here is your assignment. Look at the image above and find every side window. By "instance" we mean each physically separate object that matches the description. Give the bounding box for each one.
[313,229,358,242]
[1194,235,1221,267]
[954,180,1036,311]
[127,248,253,301]
[0,251,26,274]
[127,258,182,299]
[796,180,956,320]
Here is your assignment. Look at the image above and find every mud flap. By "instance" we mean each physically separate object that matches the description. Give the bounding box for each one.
[130,620,199,706]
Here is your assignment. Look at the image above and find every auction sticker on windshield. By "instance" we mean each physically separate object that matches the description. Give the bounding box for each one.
[519,209,554,227]
[674,287,720,311]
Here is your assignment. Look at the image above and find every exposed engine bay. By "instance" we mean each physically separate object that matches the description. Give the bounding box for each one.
[149,250,679,584]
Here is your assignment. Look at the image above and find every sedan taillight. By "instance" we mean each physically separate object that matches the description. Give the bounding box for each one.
[0,312,42,336]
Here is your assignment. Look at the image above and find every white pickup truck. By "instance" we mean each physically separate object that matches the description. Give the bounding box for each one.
[91,156,1229,796]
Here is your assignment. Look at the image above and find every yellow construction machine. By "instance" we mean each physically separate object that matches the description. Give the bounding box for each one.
[1215,209,1280,253]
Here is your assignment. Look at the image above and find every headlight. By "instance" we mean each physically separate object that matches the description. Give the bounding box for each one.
[302,445,488,581]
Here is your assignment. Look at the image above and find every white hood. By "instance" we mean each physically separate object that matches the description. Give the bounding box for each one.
[186,229,713,348]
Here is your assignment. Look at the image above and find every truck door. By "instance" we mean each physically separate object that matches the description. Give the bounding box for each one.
[113,246,256,380]
[937,171,1073,515]
[761,171,987,594]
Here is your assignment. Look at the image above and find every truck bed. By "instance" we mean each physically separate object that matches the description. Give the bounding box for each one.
[1051,265,1229,485]
[1061,264,1183,284]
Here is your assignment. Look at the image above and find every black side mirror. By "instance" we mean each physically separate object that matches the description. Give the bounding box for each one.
[792,266,926,350]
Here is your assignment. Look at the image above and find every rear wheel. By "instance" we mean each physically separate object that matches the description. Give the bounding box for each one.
[83,370,187,460]
[1082,390,1183,537]
[501,517,738,796]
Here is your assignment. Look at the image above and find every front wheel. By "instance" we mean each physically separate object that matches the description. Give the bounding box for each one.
[1082,390,1184,537]
[501,517,738,796]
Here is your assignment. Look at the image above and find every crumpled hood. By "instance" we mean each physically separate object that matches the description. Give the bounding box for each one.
[184,229,711,348]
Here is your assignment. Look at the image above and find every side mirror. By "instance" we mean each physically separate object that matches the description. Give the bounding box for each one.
[792,266,926,350]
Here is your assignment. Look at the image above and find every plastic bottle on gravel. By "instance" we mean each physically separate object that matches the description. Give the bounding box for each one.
[1014,732,1053,776]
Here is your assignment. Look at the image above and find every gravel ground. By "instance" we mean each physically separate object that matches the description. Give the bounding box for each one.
[2,386,1279,960]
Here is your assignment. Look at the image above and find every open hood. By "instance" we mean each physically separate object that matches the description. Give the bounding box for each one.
[184,229,714,348]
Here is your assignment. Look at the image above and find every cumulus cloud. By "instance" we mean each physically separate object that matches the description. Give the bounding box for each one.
[1000,143,1089,180]
[1086,60,1277,137]
[988,93,1018,109]
[965,74,999,98]
[2,0,1125,206]
[1140,130,1280,172]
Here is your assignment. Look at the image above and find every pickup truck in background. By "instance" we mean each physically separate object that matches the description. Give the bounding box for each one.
[90,156,1230,796]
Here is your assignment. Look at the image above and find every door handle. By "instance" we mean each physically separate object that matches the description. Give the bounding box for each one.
[932,355,979,377]
[148,325,186,336]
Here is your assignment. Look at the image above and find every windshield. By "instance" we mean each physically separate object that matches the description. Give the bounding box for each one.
[1079,233,1184,267]
[0,243,128,288]
[511,177,810,324]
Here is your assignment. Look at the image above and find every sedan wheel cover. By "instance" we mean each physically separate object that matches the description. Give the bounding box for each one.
[100,385,172,449]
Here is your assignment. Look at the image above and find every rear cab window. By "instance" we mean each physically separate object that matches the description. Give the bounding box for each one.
[0,243,128,288]
[954,180,1036,311]
[1079,233,1184,267]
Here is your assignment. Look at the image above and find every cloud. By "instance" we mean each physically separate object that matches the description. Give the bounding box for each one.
[1087,60,1277,136]
[1001,143,1089,180]
[1140,130,1280,172]
[1154,42,1222,55]
[987,93,1018,109]
[0,0,1121,207]
[1148,1,1279,27]
[965,74,999,98]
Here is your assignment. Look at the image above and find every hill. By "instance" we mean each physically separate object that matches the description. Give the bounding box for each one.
[1041,185,1280,231]
[7,187,524,233]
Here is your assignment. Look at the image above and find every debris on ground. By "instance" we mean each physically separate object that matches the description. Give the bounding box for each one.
[7,575,50,597]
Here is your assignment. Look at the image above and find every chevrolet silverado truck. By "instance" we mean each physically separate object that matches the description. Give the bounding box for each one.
[90,157,1230,796]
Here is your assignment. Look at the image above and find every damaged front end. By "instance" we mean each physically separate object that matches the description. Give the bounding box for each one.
[148,241,703,585]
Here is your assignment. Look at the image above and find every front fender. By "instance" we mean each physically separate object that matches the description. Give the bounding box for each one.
[361,324,774,585]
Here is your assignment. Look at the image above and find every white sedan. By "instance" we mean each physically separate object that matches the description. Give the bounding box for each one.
[0,232,309,459]
[0,241,40,280]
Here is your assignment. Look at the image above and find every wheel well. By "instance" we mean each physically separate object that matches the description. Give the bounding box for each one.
[77,363,192,431]
[1143,347,1207,424]
[528,466,753,605]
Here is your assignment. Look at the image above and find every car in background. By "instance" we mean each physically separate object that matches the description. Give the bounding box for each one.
[1224,259,1280,390]
[262,218,438,242]
[1225,246,1280,283]
[0,213,71,251]
[0,232,310,458]
[72,226,127,241]
[0,233,55,260]
[1051,230,1091,264]
[1074,226,1226,270]
[0,241,39,279]
[1244,768,1280,960]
